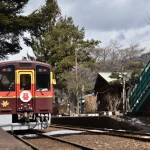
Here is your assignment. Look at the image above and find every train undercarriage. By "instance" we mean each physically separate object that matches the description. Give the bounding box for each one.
[0,112,51,131]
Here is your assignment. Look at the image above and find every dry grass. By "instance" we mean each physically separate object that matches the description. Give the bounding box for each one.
[84,95,97,113]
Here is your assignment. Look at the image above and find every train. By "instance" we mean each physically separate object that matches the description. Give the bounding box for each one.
[0,60,56,131]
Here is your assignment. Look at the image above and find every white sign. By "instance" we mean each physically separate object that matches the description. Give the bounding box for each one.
[20,91,32,102]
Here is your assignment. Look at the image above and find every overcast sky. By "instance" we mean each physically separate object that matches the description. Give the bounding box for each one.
[8,0,150,60]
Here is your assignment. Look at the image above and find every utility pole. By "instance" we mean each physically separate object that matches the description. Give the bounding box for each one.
[119,73,127,117]
[122,76,126,117]
[75,48,79,114]
[81,85,84,113]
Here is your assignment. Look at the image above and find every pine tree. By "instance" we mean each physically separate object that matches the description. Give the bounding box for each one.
[27,0,100,91]
[31,16,100,85]
[0,0,47,59]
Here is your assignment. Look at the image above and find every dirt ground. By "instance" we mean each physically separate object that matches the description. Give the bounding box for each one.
[123,116,150,133]
[39,119,150,150]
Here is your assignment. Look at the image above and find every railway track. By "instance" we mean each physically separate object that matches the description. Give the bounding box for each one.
[13,134,40,150]
[34,132,94,150]
[13,129,95,150]
[12,125,150,150]
[49,124,150,142]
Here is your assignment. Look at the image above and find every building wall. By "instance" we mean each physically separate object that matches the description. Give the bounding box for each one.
[94,74,123,112]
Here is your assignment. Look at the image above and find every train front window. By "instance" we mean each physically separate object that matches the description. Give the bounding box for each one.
[36,66,50,91]
[0,65,15,91]
[20,74,31,90]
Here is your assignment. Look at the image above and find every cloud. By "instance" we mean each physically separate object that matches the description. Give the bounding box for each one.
[116,32,125,41]
[23,0,45,15]
[58,0,150,31]
[7,0,150,60]
[84,25,150,48]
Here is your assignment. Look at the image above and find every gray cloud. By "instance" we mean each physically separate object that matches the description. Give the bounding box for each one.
[8,0,150,60]
[58,0,150,31]
[117,32,126,41]
[23,0,45,15]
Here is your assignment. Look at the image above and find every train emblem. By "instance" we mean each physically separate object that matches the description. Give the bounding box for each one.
[1,100,9,107]
[20,91,32,102]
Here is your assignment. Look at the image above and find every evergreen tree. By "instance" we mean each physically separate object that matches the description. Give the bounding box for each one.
[0,0,52,59]
[30,15,100,88]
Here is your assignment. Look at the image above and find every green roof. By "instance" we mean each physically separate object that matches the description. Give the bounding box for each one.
[98,72,117,83]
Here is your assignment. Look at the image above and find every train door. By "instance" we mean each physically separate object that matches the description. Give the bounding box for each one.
[16,71,34,111]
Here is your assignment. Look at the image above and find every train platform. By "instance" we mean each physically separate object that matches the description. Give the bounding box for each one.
[0,127,32,150]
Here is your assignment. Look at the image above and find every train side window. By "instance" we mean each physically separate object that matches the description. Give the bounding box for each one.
[20,74,31,90]
[0,65,15,91]
[0,74,15,91]
[36,74,50,91]
[36,66,50,91]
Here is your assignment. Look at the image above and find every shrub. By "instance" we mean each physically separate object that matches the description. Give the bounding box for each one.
[84,95,97,113]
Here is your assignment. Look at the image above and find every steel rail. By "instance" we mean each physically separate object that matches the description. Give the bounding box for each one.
[49,124,150,142]
[34,131,95,150]
[13,134,40,150]
[50,124,150,135]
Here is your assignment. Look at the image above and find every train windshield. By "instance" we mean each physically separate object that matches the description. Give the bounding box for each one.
[36,65,50,91]
[20,74,31,90]
[0,65,15,91]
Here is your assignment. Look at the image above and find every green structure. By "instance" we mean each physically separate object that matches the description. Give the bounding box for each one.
[130,60,150,112]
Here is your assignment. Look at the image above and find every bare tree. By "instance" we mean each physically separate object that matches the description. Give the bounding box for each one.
[104,93,120,111]
[89,47,104,62]
[122,42,145,60]
[89,46,112,63]
[53,89,69,115]
[109,40,123,63]
[111,41,145,72]
[58,104,68,115]
[64,64,95,94]
[105,93,113,111]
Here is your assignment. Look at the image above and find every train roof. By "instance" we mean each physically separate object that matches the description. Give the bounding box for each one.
[0,60,52,69]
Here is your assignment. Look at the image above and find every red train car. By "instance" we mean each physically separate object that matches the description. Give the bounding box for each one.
[0,60,56,131]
